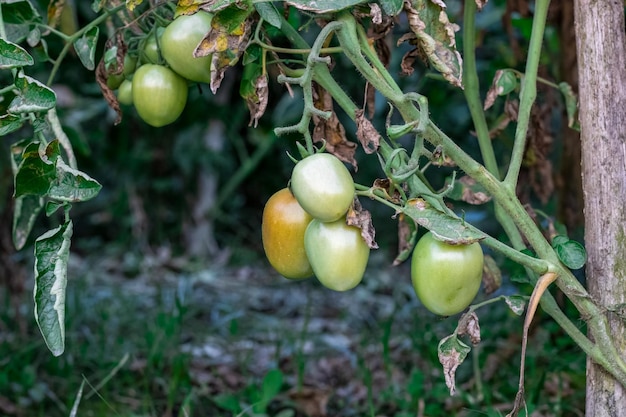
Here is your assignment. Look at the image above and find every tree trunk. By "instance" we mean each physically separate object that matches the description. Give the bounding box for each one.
[574,0,626,415]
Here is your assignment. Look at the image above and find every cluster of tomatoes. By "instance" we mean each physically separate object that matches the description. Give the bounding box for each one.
[263,152,485,316]
[262,153,370,291]
[106,11,214,127]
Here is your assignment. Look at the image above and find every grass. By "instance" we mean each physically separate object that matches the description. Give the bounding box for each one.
[0,249,586,417]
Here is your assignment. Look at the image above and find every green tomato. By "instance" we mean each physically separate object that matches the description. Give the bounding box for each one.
[106,72,124,90]
[161,11,213,84]
[305,218,370,291]
[132,64,188,127]
[141,27,165,64]
[411,231,484,316]
[122,55,138,76]
[117,79,133,105]
[262,188,314,279]
[291,153,354,222]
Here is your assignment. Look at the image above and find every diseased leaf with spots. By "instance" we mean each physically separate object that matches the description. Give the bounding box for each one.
[402,198,486,244]
[126,0,144,11]
[9,73,57,113]
[346,198,378,249]
[400,0,463,88]
[13,194,44,250]
[73,26,99,70]
[34,220,73,356]
[0,114,25,136]
[48,159,102,203]
[285,0,368,13]
[438,334,471,395]
[0,38,34,69]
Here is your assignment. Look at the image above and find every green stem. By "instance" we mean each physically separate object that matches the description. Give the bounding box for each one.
[461,0,535,276]
[462,0,499,175]
[503,0,549,188]
[47,4,126,85]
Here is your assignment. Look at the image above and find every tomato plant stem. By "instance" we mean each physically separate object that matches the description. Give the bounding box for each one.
[503,0,550,189]
[461,0,499,176]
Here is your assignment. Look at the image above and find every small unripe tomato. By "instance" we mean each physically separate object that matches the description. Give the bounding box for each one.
[305,218,370,291]
[132,64,188,127]
[161,11,213,84]
[290,153,354,222]
[411,231,484,316]
[117,79,133,105]
[262,188,314,279]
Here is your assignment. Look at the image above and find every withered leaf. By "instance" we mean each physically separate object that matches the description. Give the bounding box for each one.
[457,311,481,345]
[438,334,470,395]
[245,74,268,127]
[482,254,502,295]
[355,109,380,154]
[484,69,519,110]
[195,15,252,94]
[96,34,125,124]
[370,2,383,24]
[312,83,357,169]
[393,213,418,266]
[346,198,379,249]
[288,386,330,417]
[459,175,492,205]
[401,0,463,88]
[475,0,488,12]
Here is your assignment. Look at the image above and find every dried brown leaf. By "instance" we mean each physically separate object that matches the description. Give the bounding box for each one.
[195,18,252,94]
[459,175,492,205]
[457,311,481,345]
[482,254,502,295]
[289,386,331,417]
[438,334,470,395]
[401,0,463,88]
[96,34,124,125]
[355,109,380,154]
[393,213,418,266]
[346,198,379,249]
[246,74,268,127]
[369,2,383,24]
[312,83,357,168]
[475,0,488,12]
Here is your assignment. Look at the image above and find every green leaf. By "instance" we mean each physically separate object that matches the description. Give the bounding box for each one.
[558,82,580,131]
[552,236,587,270]
[49,160,102,203]
[9,73,57,113]
[14,141,57,198]
[73,26,99,70]
[508,248,536,285]
[438,334,470,395]
[1,0,41,24]
[45,200,66,217]
[0,114,25,136]
[261,369,283,402]
[379,0,403,15]
[255,2,282,28]
[0,38,34,69]
[285,0,368,13]
[401,198,485,244]
[12,194,44,250]
[212,393,241,412]
[34,219,73,356]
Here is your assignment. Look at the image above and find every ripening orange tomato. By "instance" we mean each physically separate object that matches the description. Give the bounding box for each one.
[262,188,314,279]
